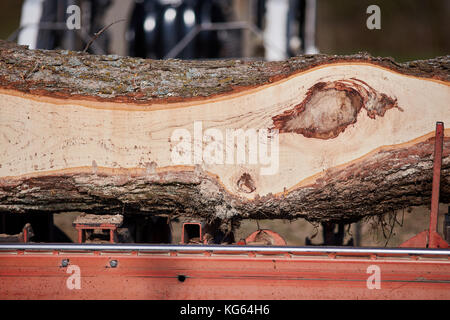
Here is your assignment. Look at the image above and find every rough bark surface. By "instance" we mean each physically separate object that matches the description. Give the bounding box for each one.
[1,138,448,223]
[0,40,448,103]
[0,40,449,224]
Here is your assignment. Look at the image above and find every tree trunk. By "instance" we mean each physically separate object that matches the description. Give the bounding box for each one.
[0,40,449,224]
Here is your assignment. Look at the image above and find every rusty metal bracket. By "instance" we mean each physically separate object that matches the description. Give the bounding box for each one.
[181,222,203,244]
[400,122,449,248]
[73,214,123,244]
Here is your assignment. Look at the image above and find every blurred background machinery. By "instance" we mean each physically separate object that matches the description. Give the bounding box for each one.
[5,0,449,62]
[10,0,318,60]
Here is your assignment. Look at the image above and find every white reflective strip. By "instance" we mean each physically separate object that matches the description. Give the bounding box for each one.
[264,0,288,61]
[17,0,44,49]
[304,0,319,54]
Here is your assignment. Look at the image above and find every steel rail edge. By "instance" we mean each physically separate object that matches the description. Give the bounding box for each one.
[0,243,449,256]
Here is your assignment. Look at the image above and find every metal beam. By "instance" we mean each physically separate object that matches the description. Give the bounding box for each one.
[0,243,449,256]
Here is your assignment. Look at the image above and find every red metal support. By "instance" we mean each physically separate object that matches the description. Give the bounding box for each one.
[429,122,445,248]
[22,224,29,243]
[400,122,449,248]
[445,207,450,241]
[74,224,118,244]
[181,222,203,244]
[72,214,122,244]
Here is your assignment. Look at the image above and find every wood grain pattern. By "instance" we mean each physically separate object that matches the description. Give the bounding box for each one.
[0,41,449,224]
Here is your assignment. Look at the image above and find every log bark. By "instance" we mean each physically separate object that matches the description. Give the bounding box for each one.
[0,40,449,224]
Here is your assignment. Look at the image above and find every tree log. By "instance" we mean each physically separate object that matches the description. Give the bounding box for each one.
[0,40,449,224]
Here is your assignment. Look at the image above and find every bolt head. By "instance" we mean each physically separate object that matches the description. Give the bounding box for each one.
[109,260,118,268]
[61,259,69,267]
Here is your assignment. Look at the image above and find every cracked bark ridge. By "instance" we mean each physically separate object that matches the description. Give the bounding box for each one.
[0,40,448,104]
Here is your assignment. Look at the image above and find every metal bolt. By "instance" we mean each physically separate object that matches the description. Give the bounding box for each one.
[109,260,118,268]
[61,259,69,267]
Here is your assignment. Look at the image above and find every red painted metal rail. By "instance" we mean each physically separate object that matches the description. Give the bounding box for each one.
[400,122,448,248]
[0,245,449,300]
[0,122,448,300]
